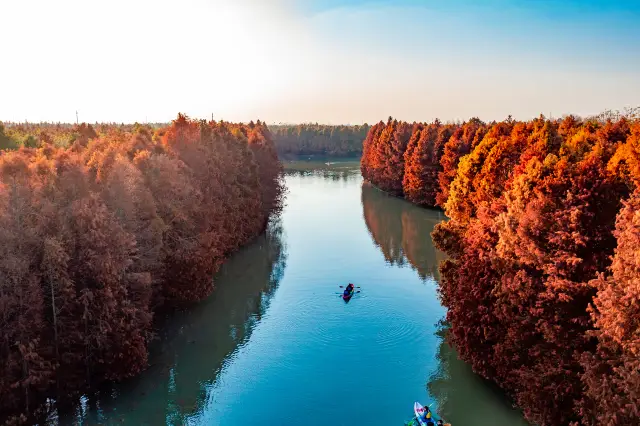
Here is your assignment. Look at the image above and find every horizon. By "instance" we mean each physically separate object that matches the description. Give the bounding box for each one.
[2,0,639,123]
[2,105,638,127]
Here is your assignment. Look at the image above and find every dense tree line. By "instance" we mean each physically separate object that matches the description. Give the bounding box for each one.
[0,122,168,151]
[0,114,284,425]
[3,122,372,159]
[361,116,487,207]
[270,124,370,157]
[361,113,640,425]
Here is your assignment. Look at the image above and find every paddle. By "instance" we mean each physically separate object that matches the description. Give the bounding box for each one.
[339,285,361,288]
[335,291,361,295]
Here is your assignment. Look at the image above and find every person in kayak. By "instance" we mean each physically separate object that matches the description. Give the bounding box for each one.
[343,283,354,296]
[422,406,434,425]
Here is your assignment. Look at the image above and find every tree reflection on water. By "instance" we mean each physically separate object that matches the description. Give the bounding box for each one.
[427,321,529,426]
[361,181,446,280]
[63,219,288,425]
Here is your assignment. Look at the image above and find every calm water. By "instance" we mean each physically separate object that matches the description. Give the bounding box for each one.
[61,161,527,426]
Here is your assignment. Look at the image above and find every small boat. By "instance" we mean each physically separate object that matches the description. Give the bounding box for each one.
[413,402,450,426]
[414,402,430,426]
[342,284,355,301]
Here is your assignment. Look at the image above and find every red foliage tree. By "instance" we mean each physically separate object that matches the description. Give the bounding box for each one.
[403,121,440,206]
[579,123,640,426]
[0,153,51,420]
[580,189,640,425]
[367,118,398,193]
[247,121,285,226]
[379,121,412,196]
[431,116,635,425]
[360,121,384,182]
[0,114,284,424]
[360,112,640,423]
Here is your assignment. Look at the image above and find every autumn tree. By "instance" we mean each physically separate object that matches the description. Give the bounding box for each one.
[431,116,635,425]
[437,119,485,207]
[402,121,439,205]
[0,152,51,419]
[361,121,384,182]
[0,114,285,424]
[580,189,640,425]
[378,120,412,196]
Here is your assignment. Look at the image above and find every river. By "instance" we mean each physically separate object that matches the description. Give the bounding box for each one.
[61,160,527,426]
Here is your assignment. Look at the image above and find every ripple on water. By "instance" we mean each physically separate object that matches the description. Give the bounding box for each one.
[276,286,430,364]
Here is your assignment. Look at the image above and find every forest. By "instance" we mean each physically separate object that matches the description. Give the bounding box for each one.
[3,122,370,159]
[269,124,370,157]
[0,115,284,425]
[361,113,640,425]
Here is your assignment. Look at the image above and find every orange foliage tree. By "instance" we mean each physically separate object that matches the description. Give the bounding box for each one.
[361,111,640,425]
[361,118,460,207]
[436,118,486,207]
[433,117,636,425]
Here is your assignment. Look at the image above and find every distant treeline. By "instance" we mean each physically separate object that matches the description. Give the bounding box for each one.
[361,112,640,425]
[2,122,371,158]
[270,124,370,157]
[0,115,283,425]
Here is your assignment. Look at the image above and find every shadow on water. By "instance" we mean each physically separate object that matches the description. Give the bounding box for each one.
[361,181,447,281]
[58,220,287,425]
[428,322,529,426]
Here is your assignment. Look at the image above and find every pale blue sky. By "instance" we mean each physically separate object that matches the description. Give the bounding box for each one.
[1,0,638,123]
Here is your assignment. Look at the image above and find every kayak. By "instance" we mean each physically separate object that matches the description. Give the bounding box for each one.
[414,402,429,425]
[414,402,439,426]
[413,401,450,426]
[342,286,355,301]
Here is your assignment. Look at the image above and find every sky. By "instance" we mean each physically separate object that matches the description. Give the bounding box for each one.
[1,0,639,124]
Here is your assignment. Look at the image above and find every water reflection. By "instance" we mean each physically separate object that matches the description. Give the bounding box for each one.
[62,220,287,425]
[282,158,361,182]
[361,182,446,280]
[428,322,529,426]
[284,168,359,181]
